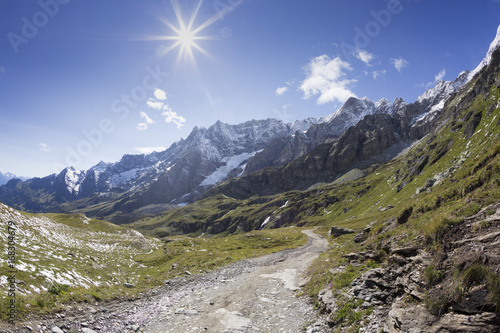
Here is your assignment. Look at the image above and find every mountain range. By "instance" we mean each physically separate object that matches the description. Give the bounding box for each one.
[0,172,27,186]
[0,62,477,224]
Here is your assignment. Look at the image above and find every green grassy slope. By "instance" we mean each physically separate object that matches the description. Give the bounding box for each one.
[0,203,307,321]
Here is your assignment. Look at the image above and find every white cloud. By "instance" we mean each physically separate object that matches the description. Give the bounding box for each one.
[137,111,155,131]
[161,105,186,129]
[390,57,409,73]
[356,49,374,65]
[0,67,5,75]
[140,111,154,124]
[146,99,164,110]
[275,86,289,96]
[145,90,186,130]
[372,69,387,80]
[154,88,167,101]
[299,55,357,105]
[39,143,51,152]
[134,146,167,154]
[417,68,448,90]
[434,68,446,82]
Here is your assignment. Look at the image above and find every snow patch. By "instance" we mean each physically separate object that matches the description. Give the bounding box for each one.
[411,99,445,125]
[109,168,146,187]
[200,151,261,186]
[260,216,271,229]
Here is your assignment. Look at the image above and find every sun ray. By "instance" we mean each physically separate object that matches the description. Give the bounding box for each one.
[155,0,221,67]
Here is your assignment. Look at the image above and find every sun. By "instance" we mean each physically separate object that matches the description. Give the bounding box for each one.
[156,0,219,68]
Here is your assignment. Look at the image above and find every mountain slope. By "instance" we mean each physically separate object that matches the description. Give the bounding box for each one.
[0,202,160,293]
[243,97,406,175]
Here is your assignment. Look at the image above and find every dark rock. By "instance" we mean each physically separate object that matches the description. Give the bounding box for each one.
[329,226,355,237]
[353,232,367,243]
[388,254,409,266]
[342,253,360,261]
[124,283,134,288]
[464,111,483,139]
[350,268,401,305]
[391,246,419,257]
[397,206,413,224]
[451,285,493,314]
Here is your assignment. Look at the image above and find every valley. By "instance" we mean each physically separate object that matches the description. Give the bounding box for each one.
[1,18,500,333]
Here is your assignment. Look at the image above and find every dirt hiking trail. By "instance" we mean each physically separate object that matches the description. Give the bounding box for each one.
[142,229,328,332]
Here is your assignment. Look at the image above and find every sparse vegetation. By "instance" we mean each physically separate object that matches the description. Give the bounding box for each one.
[424,265,442,287]
[424,214,463,243]
[0,205,307,321]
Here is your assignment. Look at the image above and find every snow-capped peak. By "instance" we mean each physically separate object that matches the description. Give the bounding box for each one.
[327,96,376,123]
[417,71,470,108]
[375,98,393,115]
[469,24,500,81]
[62,167,86,195]
[289,118,318,133]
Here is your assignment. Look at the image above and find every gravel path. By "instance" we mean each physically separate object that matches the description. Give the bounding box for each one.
[142,229,328,333]
[5,230,328,333]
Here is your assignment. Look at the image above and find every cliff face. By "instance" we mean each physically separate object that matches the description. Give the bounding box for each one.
[207,108,425,199]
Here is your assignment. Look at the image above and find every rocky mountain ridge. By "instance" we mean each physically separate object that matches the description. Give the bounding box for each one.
[0,73,467,222]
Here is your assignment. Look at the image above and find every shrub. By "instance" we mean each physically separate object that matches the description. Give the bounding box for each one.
[48,283,70,295]
[462,264,489,289]
[424,265,442,287]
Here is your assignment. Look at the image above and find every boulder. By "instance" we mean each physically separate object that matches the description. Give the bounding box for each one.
[329,226,355,237]
[391,246,419,257]
[82,328,98,333]
[387,298,500,333]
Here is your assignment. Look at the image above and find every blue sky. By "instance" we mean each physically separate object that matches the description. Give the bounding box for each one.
[0,0,499,177]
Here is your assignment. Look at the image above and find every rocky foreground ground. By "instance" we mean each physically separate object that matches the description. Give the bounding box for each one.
[3,230,330,333]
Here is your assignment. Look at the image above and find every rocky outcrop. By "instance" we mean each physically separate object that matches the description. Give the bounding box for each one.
[316,202,500,333]
[329,226,355,237]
